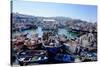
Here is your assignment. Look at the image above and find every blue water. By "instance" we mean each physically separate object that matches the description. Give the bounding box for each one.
[58,28,77,39]
[12,27,77,39]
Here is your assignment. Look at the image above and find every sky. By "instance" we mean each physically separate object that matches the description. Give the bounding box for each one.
[12,0,97,22]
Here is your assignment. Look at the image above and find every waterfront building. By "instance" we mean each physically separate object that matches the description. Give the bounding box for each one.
[42,19,58,35]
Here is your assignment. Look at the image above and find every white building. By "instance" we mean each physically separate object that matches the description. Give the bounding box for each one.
[42,19,58,30]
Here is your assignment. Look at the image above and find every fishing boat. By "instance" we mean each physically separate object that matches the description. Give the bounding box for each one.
[16,50,48,66]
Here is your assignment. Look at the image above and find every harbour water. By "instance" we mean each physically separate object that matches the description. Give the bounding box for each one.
[12,27,77,39]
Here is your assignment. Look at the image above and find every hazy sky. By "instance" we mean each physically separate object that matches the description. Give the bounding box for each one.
[12,0,97,22]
